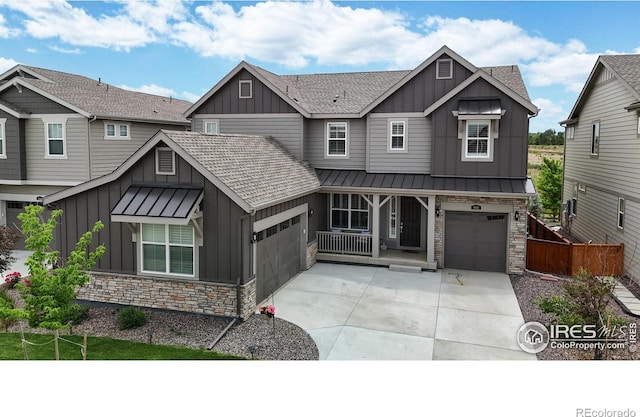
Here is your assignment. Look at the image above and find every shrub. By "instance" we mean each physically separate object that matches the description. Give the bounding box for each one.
[0,225,19,275]
[64,303,89,325]
[116,307,147,330]
[0,288,16,330]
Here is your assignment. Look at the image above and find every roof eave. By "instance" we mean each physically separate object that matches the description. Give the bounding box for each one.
[0,79,92,118]
[319,184,536,198]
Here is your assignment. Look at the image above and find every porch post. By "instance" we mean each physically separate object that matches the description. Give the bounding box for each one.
[372,194,380,258]
[427,195,436,264]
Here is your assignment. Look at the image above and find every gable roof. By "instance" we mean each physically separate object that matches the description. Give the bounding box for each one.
[0,65,191,124]
[43,130,320,213]
[185,45,535,119]
[563,54,640,123]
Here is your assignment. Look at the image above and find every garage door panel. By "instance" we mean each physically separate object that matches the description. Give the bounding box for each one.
[444,212,507,272]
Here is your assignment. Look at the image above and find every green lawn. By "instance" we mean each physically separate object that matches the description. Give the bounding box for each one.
[0,332,245,360]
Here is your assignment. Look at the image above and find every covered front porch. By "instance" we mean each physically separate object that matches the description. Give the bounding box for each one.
[316,247,433,269]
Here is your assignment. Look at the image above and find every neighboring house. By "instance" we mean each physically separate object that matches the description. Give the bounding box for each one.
[44,46,538,319]
[560,54,640,282]
[0,65,191,247]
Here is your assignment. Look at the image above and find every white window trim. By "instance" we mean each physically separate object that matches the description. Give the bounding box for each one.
[44,119,67,159]
[204,120,219,134]
[388,120,408,152]
[155,147,176,175]
[239,80,252,99]
[618,197,625,230]
[637,116,640,135]
[140,223,196,278]
[436,58,453,80]
[462,120,493,162]
[104,121,131,140]
[388,196,397,238]
[0,118,6,159]
[325,121,349,159]
[590,121,600,156]
[566,125,575,140]
[330,193,370,231]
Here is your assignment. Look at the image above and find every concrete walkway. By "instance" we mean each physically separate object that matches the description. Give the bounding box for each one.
[614,283,640,317]
[267,262,536,360]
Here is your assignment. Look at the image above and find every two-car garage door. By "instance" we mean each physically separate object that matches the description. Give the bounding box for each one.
[255,215,301,303]
[444,211,507,272]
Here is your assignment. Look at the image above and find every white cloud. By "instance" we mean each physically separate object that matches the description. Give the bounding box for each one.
[0,13,18,38]
[531,97,568,131]
[0,57,19,73]
[1,0,154,50]
[26,47,37,53]
[50,45,82,54]
[180,91,202,103]
[120,0,187,34]
[119,83,177,97]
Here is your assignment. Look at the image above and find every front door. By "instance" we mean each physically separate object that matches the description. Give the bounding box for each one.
[400,197,421,248]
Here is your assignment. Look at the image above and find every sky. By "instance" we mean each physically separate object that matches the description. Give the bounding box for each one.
[0,1,639,132]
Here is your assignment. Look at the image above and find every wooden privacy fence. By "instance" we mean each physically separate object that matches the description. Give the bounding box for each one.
[526,213,624,276]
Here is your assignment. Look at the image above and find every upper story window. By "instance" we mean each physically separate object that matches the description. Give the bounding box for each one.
[141,223,195,277]
[155,147,175,175]
[326,122,348,157]
[590,121,600,156]
[389,121,407,152]
[46,121,66,158]
[104,122,130,140]
[464,120,490,159]
[618,197,625,230]
[0,118,5,159]
[239,80,252,99]
[566,126,575,141]
[436,59,453,80]
[204,120,218,134]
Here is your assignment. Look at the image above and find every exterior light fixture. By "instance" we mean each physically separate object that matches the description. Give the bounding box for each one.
[514,211,520,221]
[436,204,441,217]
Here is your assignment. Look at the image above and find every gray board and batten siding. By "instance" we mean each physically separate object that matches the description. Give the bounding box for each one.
[51,145,251,286]
[303,118,366,170]
[371,55,474,114]
[192,114,304,159]
[193,68,297,115]
[431,78,529,178]
[0,109,26,180]
[0,86,75,114]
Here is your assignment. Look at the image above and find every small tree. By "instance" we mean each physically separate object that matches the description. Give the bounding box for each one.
[8,205,106,330]
[527,195,544,219]
[536,269,627,360]
[0,225,20,275]
[536,156,563,220]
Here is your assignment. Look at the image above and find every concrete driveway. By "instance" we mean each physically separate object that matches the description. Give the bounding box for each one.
[268,262,536,360]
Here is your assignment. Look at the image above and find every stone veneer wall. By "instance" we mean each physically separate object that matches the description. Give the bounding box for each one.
[434,196,528,274]
[77,273,257,320]
[306,240,318,269]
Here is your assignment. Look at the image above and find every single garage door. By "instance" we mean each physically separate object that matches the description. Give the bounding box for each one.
[255,215,301,303]
[445,211,507,272]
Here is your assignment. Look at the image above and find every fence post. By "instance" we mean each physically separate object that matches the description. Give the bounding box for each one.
[83,333,87,361]
[54,329,59,361]
[20,325,28,360]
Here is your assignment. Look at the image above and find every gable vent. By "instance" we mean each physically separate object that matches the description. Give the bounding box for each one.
[436,59,453,80]
[156,148,175,175]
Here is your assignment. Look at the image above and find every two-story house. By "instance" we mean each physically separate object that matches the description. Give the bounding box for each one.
[0,65,191,247]
[43,46,538,319]
[560,54,640,282]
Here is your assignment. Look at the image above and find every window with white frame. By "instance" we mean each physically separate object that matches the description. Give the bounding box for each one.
[204,121,218,134]
[388,196,397,238]
[239,80,252,99]
[436,58,453,79]
[618,198,625,230]
[389,121,406,151]
[0,119,5,158]
[330,193,369,230]
[637,116,640,135]
[465,120,490,159]
[141,223,194,276]
[566,126,575,140]
[590,121,600,156]
[104,122,130,139]
[327,122,348,157]
[46,122,65,157]
[156,147,175,175]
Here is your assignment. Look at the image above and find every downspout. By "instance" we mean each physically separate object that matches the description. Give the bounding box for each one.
[87,115,97,179]
[207,212,252,350]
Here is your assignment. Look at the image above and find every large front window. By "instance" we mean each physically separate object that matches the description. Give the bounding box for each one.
[141,224,194,276]
[331,193,369,230]
[46,122,65,157]
[327,122,347,156]
[465,121,490,158]
[388,196,397,238]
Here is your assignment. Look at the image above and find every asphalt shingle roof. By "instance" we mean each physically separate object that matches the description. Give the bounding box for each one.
[3,66,191,124]
[247,63,531,115]
[600,54,640,97]
[162,130,320,209]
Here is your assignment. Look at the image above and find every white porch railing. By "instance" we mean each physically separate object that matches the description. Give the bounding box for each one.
[317,231,372,256]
